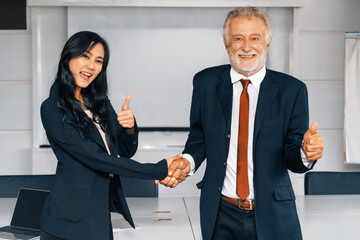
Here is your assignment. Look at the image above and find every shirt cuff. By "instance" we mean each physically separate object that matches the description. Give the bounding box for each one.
[182,153,195,176]
[301,146,315,169]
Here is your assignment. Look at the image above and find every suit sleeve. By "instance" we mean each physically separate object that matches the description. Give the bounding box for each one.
[107,100,139,158]
[284,83,315,173]
[41,99,167,180]
[183,74,207,172]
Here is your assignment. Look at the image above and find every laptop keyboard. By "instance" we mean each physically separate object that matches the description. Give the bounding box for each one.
[0,226,40,237]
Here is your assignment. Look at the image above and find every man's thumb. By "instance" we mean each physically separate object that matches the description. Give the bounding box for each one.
[122,93,132,110]
[309,122,318,135]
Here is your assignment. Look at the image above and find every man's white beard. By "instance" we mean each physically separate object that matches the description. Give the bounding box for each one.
[229,49,267,76]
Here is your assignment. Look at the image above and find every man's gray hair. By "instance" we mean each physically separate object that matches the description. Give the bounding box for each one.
[223,7,272,47]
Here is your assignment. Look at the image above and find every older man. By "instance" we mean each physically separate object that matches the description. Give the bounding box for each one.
[160,7,323,240]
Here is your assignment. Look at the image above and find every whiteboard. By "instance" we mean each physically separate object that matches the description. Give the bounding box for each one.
[68,7,291,127]
[344,36,360,164]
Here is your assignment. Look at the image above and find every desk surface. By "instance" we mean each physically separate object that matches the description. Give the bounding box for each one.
[296,195,360,240]
[1,195,360,240]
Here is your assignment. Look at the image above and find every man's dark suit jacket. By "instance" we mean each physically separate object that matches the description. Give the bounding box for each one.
[184,65,315,240]
[40,83,167,240]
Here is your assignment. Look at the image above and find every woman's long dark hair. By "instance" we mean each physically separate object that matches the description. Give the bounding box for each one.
[55,31,114,149]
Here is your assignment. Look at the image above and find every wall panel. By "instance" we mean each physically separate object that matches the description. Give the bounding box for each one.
[305,81,343,129]
[67,7,292,128]
[301,0,360,31]
[0,33,31,81]
[300,32,345,80]
[0,82,32,130]
[0,131,32,175]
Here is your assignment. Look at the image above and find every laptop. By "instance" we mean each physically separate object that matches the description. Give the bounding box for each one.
[0,188,49,240]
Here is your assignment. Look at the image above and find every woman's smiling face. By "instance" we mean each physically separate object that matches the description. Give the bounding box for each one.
[69,42,105,92]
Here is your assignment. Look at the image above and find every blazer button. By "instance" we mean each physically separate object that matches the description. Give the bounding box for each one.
[218,186,221,192]
[133,141,137,144]
[226,134,230,139]
[224,162,226,166]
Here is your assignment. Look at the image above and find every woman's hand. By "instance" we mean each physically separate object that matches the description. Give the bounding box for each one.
[155,154,190,188]
[117,93,135,132]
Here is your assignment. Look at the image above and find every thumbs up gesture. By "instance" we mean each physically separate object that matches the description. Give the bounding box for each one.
[302,122,324,161]
[117,93,135,130]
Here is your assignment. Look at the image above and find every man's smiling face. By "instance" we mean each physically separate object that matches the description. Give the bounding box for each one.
[225,16,271,77]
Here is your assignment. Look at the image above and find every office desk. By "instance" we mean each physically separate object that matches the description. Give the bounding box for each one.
[112,198,194,240]
[0,197,194,240]
[1,196,360,240]
[184,195,360,240]
[296,195,360,240]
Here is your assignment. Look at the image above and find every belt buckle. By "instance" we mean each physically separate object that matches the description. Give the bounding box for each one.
[237,199,254,211]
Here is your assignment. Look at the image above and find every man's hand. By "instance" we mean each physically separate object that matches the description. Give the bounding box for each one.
[117,94,135,133]
[303,122,324,161]
[155,155,191,188]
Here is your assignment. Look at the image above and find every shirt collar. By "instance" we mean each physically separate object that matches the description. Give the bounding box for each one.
[230,65,266,89]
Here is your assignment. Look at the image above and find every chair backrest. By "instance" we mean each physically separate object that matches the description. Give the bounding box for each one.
[120,177,158,197]
[0,175,55,198]
[304,171,360,195]
[0,174,158,198]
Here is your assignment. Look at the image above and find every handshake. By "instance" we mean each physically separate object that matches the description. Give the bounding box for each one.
[155,154,191,188]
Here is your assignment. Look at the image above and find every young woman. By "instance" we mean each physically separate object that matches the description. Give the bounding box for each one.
[39,31,178,240]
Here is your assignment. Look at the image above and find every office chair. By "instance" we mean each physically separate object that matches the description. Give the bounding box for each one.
[121,177,159,197]
[304,171,360,195]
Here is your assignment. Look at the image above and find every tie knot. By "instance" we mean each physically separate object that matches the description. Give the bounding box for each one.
[240,79,251,90]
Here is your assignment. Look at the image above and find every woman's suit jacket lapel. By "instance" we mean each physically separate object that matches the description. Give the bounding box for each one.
[90,126,108,152]
[89,107,119,156]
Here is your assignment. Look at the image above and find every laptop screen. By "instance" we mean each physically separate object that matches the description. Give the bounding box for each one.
[10,188,49,230]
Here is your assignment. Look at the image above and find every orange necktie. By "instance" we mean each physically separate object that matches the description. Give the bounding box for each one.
[236,79,250,200]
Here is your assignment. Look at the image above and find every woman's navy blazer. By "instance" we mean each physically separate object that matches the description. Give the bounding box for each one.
[39,83,167,240]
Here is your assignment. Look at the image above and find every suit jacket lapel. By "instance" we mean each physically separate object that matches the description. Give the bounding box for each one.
[108,119,118,156]
[90,110,118,156]
[90,123,108,152]
[253,71,279,142]
[216,68,233,131]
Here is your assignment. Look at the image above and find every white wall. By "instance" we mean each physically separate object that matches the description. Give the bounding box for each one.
[1,0,360,196]
[289,0,360,195]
